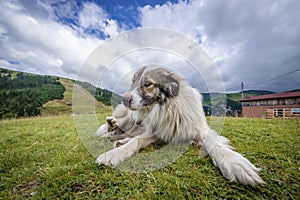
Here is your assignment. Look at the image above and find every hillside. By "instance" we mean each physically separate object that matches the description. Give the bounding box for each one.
[227,90,275,101]
[41,78,73,116]
[76,81,121,107]
[202,90,274,112]
[0,68,65,119]
[0,68,113,119]
[42,78,112,116]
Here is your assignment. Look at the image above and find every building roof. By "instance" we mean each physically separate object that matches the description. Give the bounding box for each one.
[241,91,300,102]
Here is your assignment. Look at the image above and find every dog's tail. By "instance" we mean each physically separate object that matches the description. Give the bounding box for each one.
[199,128,265,187]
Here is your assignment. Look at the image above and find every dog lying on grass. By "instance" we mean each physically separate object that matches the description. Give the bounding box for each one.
[96,66,264,187]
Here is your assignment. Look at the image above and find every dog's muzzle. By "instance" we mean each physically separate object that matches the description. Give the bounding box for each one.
[122,92,132,108]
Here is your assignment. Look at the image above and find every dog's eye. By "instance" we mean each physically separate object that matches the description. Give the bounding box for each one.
[143,82,153,88]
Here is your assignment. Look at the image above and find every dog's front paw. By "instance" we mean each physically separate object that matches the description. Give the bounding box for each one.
[95,147,133,166]
[96,124,109,136]
[107,117,119,131]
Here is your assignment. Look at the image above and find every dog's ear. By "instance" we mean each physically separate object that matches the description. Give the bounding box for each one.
[164,76,179,97]
[148,68,180,98]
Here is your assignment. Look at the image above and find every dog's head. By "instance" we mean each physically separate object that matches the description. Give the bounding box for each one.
[122,66,180,110]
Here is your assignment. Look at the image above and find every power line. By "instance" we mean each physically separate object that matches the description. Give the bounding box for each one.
[225,67,300,92]
[247,67,300,86]
[248,82,300,86]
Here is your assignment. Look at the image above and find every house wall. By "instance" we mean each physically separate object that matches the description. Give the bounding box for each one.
[242,104,300,118]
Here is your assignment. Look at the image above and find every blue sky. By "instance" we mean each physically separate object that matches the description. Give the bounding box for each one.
[37,0,177,35]
[0,0,299,92]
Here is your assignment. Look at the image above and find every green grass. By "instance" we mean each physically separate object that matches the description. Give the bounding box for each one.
[0,116,299,199]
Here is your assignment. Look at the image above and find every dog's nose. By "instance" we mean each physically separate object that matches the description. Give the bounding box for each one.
[122,92,132,108]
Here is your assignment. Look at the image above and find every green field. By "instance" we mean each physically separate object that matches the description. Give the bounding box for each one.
[0,116,299,199]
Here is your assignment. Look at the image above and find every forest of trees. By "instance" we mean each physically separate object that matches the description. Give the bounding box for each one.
[0,68,65,119]
[76,81,121,107]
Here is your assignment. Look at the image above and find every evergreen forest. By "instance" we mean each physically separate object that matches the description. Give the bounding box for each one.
[0,68,65,119]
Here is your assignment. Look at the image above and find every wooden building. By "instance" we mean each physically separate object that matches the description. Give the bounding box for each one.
[241,91,300,118]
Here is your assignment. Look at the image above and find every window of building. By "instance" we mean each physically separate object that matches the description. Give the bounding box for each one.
[291,108,300,114]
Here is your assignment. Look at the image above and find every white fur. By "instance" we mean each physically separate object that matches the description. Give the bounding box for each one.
[95,67,264,187]
[96,123,109,137]
[129,89,143,110]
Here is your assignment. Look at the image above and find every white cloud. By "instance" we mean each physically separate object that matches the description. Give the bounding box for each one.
[139,0,300,92]
[78,2,108,29]
[104,19,119,37]
[76,28,224,94]
[78,2,119,37]
[0,0,118,78]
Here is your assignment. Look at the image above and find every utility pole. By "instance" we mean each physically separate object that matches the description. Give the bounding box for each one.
[241,82,244,99]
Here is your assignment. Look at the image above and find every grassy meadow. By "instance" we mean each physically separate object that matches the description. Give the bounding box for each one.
[0,116,299,199]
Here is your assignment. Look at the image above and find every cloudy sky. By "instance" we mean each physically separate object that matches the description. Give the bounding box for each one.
[0,0,299,93]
